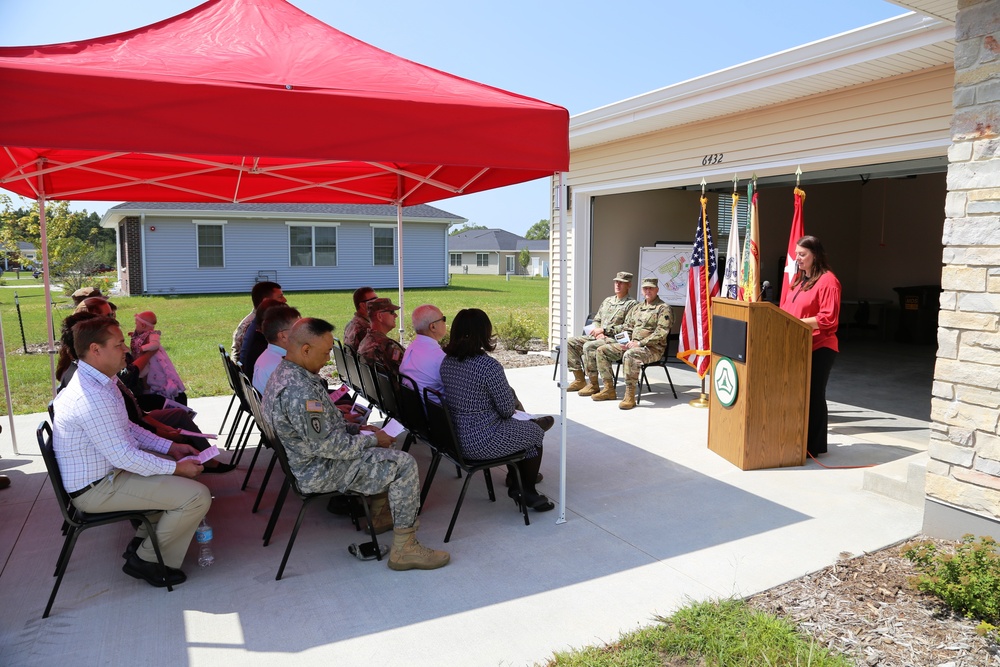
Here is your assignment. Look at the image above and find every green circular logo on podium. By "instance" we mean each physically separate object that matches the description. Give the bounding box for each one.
[714,357,738,407]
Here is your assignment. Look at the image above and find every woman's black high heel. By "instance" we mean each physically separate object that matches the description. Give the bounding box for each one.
[507,486,555,512]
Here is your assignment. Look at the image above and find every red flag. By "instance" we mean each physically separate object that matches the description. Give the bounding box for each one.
[780,187,806,306]
[678,196,720,378]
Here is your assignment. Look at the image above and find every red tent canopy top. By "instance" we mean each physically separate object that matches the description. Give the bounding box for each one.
[0,0,569,205]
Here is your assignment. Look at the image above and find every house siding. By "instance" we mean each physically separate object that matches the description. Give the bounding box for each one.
[139,216,448,294]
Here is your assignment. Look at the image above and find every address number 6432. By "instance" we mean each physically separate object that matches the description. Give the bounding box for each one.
[702,153,723,166]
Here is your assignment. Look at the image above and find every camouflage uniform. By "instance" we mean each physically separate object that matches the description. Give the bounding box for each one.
[566,294,636,374]
[596,297,673,385]
[343,312,370,350]
[231,310,254,361]
[358,329,405,373]
[263,359,419,529]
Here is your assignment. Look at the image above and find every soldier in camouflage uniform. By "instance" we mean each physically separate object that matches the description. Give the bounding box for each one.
[263,317,449,571]
[358,298,406,372]
[568,271,637,396]
[593,277,673,410]
[343,286,377,351]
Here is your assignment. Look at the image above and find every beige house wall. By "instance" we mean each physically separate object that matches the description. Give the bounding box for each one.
[569,65,953,192]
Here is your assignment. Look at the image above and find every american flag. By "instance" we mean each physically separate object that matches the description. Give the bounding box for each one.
[678,196,720,378]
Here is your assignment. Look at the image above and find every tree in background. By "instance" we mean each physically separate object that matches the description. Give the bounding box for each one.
[518,247,531,275]
[524,219,549,240]
[449,222,489,236]
[0,196,117,288]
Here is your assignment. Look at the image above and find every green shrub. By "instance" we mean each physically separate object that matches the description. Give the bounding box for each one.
[902,534,1000,624]
[494,312,535,352]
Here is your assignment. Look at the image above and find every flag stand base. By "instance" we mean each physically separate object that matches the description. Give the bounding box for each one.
[689,392,709,408]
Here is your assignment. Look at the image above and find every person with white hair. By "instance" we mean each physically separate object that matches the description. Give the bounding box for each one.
[399,304,448,396]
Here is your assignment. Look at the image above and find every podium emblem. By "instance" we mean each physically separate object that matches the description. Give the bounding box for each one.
[713,357,738,407]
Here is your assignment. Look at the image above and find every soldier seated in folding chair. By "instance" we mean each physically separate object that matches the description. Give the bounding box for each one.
[263,317,449,571]
[593,277,673,410]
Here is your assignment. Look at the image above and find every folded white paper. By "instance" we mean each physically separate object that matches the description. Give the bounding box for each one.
[179,428,217,440]
[180,445,220,464]
[380,418,406,438]
[512,410,536,421]
[614,331,631,344]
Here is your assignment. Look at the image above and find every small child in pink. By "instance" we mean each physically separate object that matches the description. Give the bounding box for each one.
[129,311,186,400]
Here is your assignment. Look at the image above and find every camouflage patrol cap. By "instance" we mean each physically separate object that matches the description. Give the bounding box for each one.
[613,271,633,283]
[71,286,103,305]
[368,298,401,316]
[641,277,659,288]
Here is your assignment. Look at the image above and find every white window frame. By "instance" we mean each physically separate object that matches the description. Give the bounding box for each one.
[506,255,516,273]
[450,253,462,267]
[371,223,396,266]
[476,253,489,267]
[193,219,226,269]
[286,222,340,267]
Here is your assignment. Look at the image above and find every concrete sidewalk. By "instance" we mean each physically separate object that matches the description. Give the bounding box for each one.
[0,363,926,666]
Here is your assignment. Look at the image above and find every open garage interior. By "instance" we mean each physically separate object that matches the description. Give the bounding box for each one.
[586,157,947,421]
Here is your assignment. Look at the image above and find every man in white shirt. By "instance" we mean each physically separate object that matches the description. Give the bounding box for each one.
[400,304,448,396]
[253,305,300,394]
[53,317,211,587]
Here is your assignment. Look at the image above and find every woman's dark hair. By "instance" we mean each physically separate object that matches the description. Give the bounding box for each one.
[792,235,832,291]
[56,311,98,380]
[443,308,495,361]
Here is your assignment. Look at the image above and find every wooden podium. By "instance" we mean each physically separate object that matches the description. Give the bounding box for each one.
[707,298,812,470]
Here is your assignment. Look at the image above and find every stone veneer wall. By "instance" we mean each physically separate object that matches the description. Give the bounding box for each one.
[926,0,1000,539]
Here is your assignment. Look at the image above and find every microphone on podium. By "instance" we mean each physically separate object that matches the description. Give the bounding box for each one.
[761,280,772,302]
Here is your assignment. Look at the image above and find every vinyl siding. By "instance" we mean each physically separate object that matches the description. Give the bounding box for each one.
[141,217,448,294]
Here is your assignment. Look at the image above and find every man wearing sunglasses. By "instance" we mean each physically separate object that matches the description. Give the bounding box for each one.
[344,286,377,351]
[400,304,448,396]
[358,298,406,373]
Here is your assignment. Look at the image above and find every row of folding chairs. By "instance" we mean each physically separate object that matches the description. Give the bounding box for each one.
[217,343,380,579]
[333,338,532,543]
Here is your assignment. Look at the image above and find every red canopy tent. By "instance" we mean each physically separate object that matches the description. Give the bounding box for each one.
[0,0,569,461]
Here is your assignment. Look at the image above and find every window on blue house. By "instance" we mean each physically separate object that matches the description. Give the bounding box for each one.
[373,227,395,266]
[289,224,338,267]
[195,223,224,268]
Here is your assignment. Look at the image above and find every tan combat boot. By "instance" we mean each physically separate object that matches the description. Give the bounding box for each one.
[591,380,618,401]
[366,492,393,535]
[387,523,450,571]
[619,384,637,410]
[566,369,587,392]
[577,374,601,397]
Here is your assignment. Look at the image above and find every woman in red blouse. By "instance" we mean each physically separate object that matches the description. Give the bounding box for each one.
[780,235,841,456]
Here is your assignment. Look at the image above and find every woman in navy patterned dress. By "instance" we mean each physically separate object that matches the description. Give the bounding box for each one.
[440,309,554,512]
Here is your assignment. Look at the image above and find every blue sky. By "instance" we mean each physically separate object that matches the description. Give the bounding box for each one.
[0,0,905,235]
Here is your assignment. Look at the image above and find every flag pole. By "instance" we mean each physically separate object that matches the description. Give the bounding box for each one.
[690,180,711,408]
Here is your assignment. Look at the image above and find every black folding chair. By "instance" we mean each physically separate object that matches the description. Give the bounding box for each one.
[37,421,172,618]
[239,374,379,579]
[612,332,678,401]
[332,337,360,399]
[421,387,530,543]
[217,343,241,436]
[373,361,400,423]
[394,373,430,456]
[355,356,385,420]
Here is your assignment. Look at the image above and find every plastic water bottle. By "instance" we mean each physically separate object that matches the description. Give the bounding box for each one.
[196,518,215,567]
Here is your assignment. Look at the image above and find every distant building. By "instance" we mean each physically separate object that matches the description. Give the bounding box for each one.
[100,202,465,295]
[448,228,549,276]
[1,241,37,270]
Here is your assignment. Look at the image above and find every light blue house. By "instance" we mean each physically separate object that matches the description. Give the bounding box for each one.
[101,202,465,295]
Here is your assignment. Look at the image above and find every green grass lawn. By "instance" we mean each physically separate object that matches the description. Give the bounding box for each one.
[0,274,550,415]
